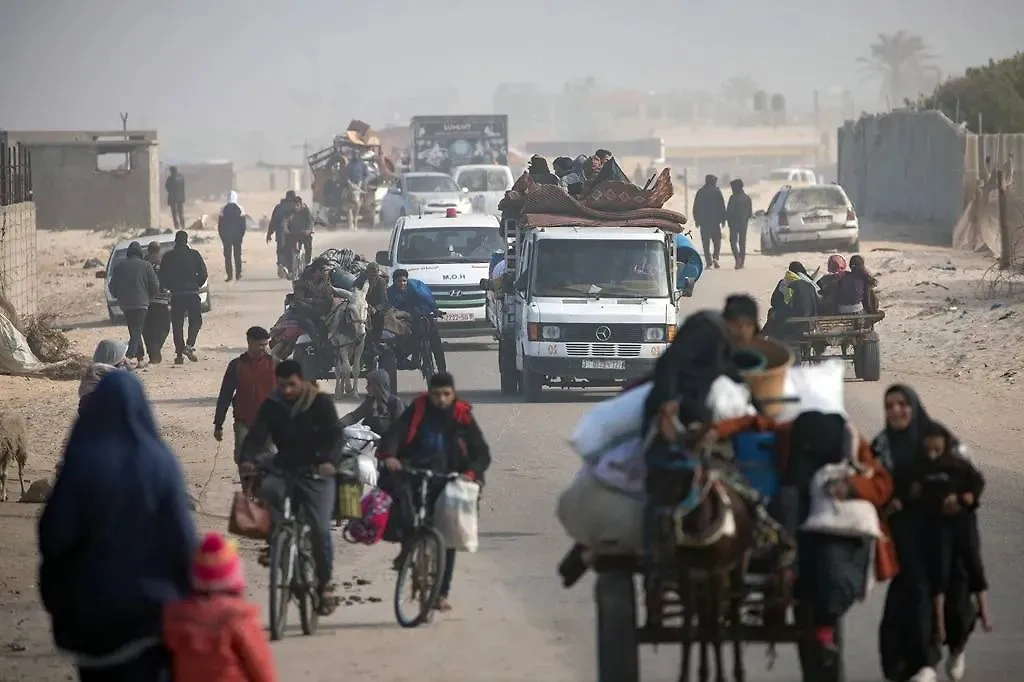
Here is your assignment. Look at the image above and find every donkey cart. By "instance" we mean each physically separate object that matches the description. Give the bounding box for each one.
[591,501,847,682]
[784,311,885,382]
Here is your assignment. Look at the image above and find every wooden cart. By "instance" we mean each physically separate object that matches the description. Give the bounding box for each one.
[783,311,885,381]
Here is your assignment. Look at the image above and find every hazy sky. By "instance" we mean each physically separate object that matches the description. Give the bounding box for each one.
[2,0,1020,163]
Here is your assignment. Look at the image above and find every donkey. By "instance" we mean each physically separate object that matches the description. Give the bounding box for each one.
[646,422,757,682]
[325,285,369,398]
[340,181,362,230]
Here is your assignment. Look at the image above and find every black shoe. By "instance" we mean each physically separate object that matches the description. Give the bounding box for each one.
[225,275,233,282]
[174,355,184,365]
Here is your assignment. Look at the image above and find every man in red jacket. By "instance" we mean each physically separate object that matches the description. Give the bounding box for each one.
[214,326,277,462]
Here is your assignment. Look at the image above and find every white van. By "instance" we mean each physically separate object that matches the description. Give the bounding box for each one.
[452,165,515,216]
[375,211,504,338]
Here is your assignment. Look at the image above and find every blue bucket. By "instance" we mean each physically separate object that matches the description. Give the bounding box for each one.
[732,431,779,501]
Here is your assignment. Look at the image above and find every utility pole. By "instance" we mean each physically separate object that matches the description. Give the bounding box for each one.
[119,112,130,170]
[997,170,1011,270]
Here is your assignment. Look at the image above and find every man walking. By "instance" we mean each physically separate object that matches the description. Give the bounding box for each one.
[214,326,277,464]
[218,190,247,281]
[142,242,171,363]
[109,241,160,367]
[165,166,186,230]
[726,178,754,269]
[267,190,296,278]
[160,231,208,364]
[692,174,727,269]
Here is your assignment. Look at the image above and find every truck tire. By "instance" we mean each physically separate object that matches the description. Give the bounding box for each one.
[595,571,640,682]
[855,336,881,382]
[498,340,518,394]
[520,361,543,403]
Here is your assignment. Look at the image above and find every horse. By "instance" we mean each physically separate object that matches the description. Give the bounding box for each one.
[325,285,369,398]
[646,424,757,682]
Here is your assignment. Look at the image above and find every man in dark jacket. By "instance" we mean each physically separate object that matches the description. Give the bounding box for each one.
[692,174,727,269]
[165,166,186,230]
[142,242,171,363]
[109,241,160,366]
[287,196,315,271]
[726,178,753,269]
[218,190,247,282]
[266,190,297,278]
[239,360,341,610]
[160,231,209,364]
[380,371,491,612]
[214,326,277,463]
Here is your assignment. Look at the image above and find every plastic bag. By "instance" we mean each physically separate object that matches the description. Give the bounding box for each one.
[434,478,481,552]
[342,423,380,455]
[570,381,651,459]
[591,435,646,494]
[706,375,756,422]
[556,466,645,556]
[801,463,882,539]
[774,360,846,424]
[356,454,378,487]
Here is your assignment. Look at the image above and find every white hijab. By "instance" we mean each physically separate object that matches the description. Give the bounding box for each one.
[220,190,244,216]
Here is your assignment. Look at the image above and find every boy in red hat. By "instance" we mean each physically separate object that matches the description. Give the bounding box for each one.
[164,532,275,682]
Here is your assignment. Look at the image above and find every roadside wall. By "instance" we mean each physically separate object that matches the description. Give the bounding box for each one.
[30,143,160,231]
[837,110,968,242]
[0,201,38,319]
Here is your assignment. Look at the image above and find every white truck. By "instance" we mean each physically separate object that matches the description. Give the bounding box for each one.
[486,216,682,401]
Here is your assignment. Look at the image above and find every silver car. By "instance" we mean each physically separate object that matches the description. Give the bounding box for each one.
[758,183,860,254]
[378,172,473,229]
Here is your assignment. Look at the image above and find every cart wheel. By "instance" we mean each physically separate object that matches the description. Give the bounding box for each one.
[854,336,881,382]
[595,570,640,682]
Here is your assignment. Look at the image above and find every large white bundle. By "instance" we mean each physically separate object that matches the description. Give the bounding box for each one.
[434,478,481,552]
[591,435,646,494]
[706,375,756,422]
[569,381,651,460]
[556,466,645,556]
[773,360,846,424]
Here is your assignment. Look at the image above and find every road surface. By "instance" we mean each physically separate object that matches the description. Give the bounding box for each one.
[2,226,1021,681]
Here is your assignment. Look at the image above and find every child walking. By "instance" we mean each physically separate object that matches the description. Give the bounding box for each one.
[164,532,276,682]
[911,421,993,643]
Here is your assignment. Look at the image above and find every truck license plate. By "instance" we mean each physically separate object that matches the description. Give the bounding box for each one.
[582,359,625,370]
[443,312,474,322]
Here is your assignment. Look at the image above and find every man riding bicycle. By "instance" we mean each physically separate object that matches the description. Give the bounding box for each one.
[239,360,342,611]
[387,269,447,373]
[379,371,491,612]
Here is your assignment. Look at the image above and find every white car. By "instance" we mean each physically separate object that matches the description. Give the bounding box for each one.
[378,172,473,229]
[758,183,860,254]
[452,165,514,216]
[97,233,211,322]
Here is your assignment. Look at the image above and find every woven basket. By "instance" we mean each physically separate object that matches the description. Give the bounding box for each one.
[736,337,793,418]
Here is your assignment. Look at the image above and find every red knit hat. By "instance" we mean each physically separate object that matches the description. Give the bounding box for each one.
[192,532,245,594]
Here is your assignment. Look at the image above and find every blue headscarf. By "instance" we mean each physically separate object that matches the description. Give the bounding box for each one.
[39,371,196,658]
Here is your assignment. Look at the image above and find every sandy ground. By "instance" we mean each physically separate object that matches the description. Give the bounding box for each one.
[1,192,1023,681]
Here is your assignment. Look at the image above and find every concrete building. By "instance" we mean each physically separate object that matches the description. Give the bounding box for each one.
[5,129,159,231]
[0,132,38,318]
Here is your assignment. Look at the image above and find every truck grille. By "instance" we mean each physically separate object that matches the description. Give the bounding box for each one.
[561,323,644,343]
[428,284,485,309]
[565,343,642,358]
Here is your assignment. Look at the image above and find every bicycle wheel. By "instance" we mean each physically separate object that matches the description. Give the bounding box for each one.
[393,527,446,628]
[296,525,321,636]
[419,338,437,383]
[268,527,295,641]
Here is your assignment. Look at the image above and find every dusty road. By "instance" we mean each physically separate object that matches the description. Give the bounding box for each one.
[2,222,1023,682]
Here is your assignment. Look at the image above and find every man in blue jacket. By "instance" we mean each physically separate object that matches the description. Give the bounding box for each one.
[387,269,447,373]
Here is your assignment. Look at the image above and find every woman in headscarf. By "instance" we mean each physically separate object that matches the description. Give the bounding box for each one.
[40,371,197,682]
[875,385,976,682]
[338,369,404,437]
[816,255,848,315]
[836,254,879,314]
[78,340,131,414]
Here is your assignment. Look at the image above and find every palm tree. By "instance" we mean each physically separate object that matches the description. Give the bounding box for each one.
[858,31,941,107]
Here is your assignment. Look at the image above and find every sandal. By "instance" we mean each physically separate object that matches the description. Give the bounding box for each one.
[433,596,453,612]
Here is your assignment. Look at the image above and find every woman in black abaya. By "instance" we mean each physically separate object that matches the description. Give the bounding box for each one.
[874,384,976,682]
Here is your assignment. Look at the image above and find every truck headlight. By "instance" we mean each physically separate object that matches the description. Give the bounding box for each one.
[541,325,561,340]
[643,326,666,342]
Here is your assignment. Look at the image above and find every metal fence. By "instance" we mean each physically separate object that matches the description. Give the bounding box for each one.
[1,139,33,206]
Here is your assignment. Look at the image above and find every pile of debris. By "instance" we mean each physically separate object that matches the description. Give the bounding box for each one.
[0,297,84,380]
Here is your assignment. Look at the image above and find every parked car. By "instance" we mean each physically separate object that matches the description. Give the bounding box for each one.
[764,167,819,186]
[452,164,514,216]
[97,233,211,322]
[757,183,859,254]
[378,172,473,229]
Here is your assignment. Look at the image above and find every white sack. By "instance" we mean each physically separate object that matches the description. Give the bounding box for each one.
[556,466,645,556]
[434,478,481,552]
[774,360,846,424]
[801,462,882,539]
[591,435,646,494]
[342,423,380,453]
[570,381,651,460]
[706,375,756,421]
[356,454,378,488]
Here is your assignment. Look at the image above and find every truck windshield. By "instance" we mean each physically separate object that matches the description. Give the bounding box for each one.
[532,239,670,298]
[406,175,460,193]
[396,227,504,264]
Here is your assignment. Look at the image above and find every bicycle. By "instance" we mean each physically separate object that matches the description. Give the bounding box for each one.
[393,467,459,628]
[290,233,310,282]
[416,312,445,383]
[260,463,325,641]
